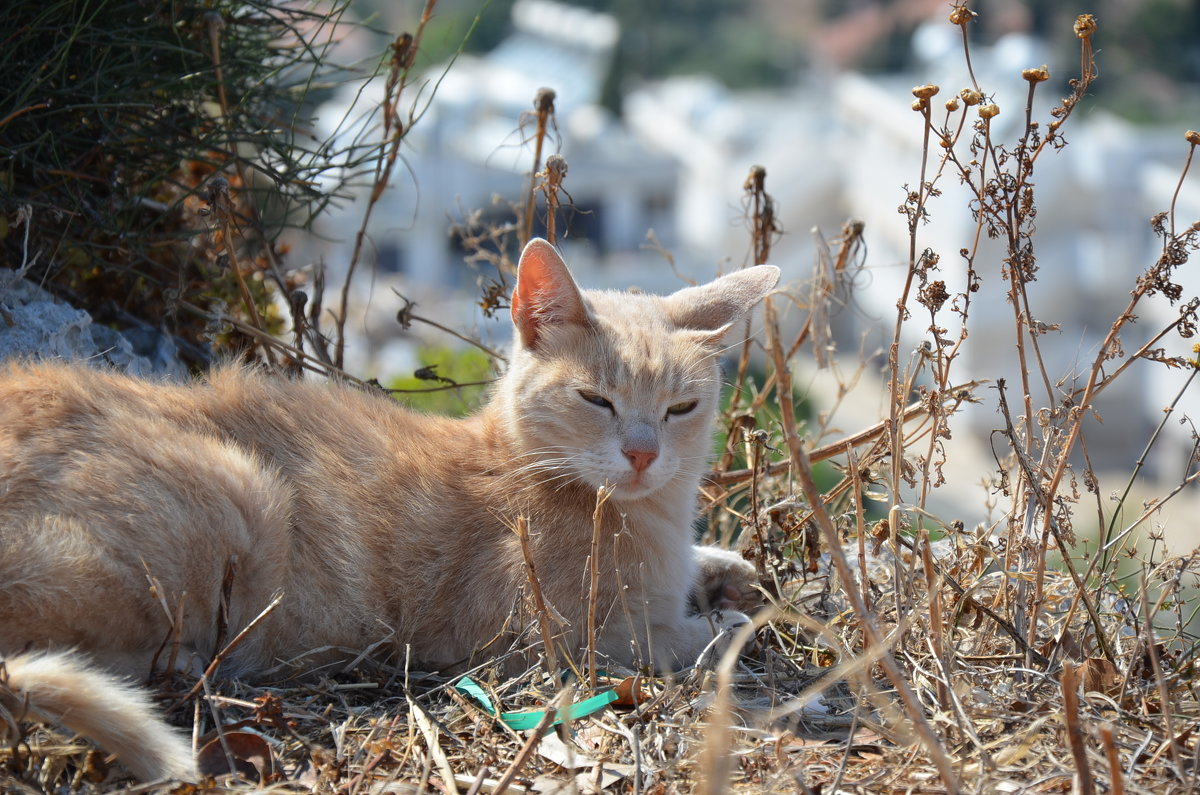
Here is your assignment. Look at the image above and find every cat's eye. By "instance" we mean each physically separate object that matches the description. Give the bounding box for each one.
[665,400,698,418]
[579,391,614,411]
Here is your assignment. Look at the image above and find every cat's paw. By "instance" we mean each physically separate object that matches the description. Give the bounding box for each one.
[691,545,761,614]
[693,609,754,669]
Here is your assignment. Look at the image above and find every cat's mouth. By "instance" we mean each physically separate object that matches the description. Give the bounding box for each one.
[607,472,663,500]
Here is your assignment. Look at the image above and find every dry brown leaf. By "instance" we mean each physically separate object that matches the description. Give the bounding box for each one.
[612,676,648,708]
[1080,657,1121,695]
[196,730,277,783]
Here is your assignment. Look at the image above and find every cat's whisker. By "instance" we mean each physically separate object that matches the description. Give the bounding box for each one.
[712,338,753,358]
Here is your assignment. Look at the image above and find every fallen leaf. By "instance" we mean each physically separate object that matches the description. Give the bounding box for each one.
[1080,657,1121,695]
[196,730,276,783]
[612,676,648,708]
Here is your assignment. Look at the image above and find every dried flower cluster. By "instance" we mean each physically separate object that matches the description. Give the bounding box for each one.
[3,5,1199,795]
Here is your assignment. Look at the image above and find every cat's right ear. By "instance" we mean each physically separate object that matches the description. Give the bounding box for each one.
[511,238,591,350]
[663,265,780,336]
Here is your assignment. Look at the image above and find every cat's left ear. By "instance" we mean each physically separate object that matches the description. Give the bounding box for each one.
[511,238,592,349]
[663,265,780,340]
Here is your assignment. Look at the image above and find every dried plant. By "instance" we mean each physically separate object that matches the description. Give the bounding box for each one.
[0,0,395,363]
[3,4,1200,795]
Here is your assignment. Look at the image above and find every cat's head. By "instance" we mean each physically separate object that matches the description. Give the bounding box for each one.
[498,239,779,502]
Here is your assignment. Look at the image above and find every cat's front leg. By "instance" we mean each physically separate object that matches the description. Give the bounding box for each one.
[691,545,761,614]
[651,609,752,672]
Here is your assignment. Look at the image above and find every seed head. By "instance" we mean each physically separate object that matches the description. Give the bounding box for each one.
[543,153,568,179]
[945,97,960,112]
[1022,65,1050,83]
[912,84,940,100]
[534,87,556,113]
[919,280,950,313]
[948,5,975,26]
[912,98,928,112]
[1074,14,1096,39]
[1186,130,1200,146]
[960,88,983,106]
[978,103,1000,120]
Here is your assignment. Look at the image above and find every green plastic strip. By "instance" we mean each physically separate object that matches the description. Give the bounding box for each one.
[454,676,618,731]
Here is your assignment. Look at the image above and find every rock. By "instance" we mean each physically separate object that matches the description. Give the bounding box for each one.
[0,268,191,379]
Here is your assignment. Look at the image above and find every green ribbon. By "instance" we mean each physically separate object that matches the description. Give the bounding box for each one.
[454,676,618,731]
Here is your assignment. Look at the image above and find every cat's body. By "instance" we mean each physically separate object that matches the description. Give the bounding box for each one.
[0,239,778,781]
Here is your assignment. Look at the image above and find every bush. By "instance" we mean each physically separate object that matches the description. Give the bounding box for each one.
[0,0,358,357]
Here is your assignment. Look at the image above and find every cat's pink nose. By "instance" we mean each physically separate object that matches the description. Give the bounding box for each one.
[624,448,657,473]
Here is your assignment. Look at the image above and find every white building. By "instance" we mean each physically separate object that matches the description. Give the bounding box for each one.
[315,0,679,295]
[312,2,1200,516]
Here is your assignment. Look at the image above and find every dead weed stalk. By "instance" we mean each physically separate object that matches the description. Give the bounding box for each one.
[7,5,1200,795]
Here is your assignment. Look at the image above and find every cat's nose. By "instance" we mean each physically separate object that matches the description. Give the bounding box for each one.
[622,422,658,474]
[623,448,657,473]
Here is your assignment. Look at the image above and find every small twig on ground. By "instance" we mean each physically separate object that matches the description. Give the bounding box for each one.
[587,486,614,690]
[491,690,566,795]
[1100,724,1126,795]
[1138,571,1186,781]
[169,592,285,712]
[515,516,560,680]
[1060,661,1096,795]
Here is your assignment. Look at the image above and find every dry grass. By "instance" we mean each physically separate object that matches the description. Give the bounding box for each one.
[3,3,1200,793]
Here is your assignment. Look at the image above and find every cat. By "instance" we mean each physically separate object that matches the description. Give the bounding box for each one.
[0,238,778,781]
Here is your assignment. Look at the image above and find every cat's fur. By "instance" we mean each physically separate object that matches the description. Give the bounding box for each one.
[0,239,778,781]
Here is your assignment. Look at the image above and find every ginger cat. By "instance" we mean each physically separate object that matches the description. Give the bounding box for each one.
[0,239,778,781]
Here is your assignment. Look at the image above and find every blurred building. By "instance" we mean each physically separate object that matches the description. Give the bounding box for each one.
[314,1,1200,516]
[316,0,677,295]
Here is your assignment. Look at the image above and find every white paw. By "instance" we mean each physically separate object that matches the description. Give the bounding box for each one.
[692,546,761,613]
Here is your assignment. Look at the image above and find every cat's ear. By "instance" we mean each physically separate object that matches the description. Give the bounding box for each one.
[664,265,780,339]
[511,238,591,349]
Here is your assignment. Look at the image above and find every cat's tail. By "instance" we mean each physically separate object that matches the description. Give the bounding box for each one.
[0,650,196,782]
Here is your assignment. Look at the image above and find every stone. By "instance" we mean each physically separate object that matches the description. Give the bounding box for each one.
[0,269,190,379]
